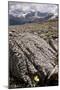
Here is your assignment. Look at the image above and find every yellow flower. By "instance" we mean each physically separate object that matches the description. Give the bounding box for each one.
[34,75,40,82]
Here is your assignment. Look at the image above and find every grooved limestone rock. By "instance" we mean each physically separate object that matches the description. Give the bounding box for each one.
[9,31,58,88]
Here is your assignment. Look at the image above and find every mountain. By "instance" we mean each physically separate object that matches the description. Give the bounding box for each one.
[9,10,57,25]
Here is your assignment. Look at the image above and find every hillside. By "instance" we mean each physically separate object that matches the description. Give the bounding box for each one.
[9,19,58,88]
[9,19,58,42]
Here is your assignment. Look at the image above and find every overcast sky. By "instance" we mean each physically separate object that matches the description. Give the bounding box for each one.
[8,2,59,16]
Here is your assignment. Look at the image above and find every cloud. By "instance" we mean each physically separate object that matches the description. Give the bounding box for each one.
[8,2,59,16]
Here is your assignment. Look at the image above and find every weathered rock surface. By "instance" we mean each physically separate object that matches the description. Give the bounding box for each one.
[9,30,58,88]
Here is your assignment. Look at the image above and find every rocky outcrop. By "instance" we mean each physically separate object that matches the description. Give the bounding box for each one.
[9,31,58,88]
